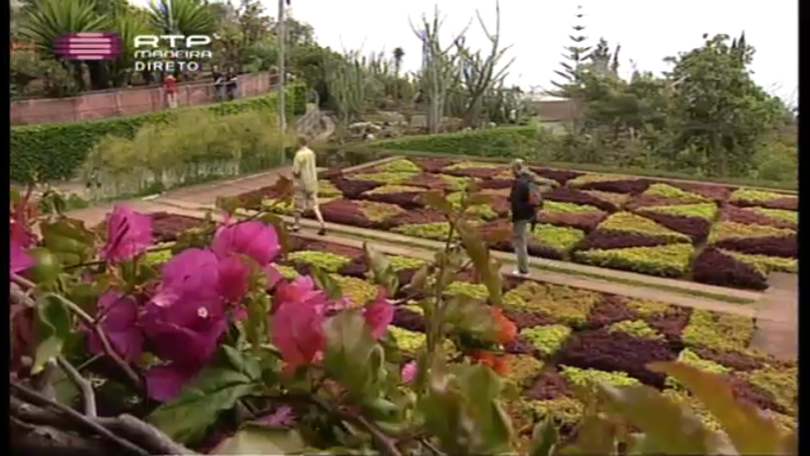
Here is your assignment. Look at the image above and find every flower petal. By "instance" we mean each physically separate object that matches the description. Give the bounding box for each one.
[101,205,153,264]
[272,298,325,374]
[363,290,394,340]
[146,364,201,402]
[218,255,250,303]
[401,362,418,384]
[88,293,144,363]
[259,405,296,427]
[10,240,34,276]
[211,221,280,266]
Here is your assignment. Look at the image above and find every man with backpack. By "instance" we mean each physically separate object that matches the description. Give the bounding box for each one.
[508,159,559,276]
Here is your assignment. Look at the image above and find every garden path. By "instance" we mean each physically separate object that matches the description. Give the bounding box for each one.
[750,273,798,360]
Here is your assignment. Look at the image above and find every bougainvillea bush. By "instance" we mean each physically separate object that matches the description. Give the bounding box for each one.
[230,158,799,289]
[8,182,797,455]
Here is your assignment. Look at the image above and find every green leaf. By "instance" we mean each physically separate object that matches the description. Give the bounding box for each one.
[212,423,306,454]
[443,295,499,340]
[32,295,72,374]
[363,243,398,295]
[39,218,96,267]
[598,383,716,454]
[559,412,617,455]
[221,345,262,381]
[456,220,502,306]
[147,367,261,444]
[529,417,559,456]
[215,196,246,215]
[312,267,343,300]
[406,264,430,292]
[420,191,454,215]
[322,311,382,399]
[648,361,785,455]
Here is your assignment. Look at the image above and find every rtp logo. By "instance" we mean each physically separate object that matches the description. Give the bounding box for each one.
[55,33,123,61]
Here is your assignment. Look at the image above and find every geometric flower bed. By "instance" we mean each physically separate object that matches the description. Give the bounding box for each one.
[232,157,798,290]
[142,216,797,438]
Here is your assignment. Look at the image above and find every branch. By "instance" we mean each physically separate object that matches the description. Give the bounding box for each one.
[12,274,142,391]
[11,382,148,455]
[57,357,97,418]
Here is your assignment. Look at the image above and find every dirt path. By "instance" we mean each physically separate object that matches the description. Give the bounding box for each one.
[750,273,798,360]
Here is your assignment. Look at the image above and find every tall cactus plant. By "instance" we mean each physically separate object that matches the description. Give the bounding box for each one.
[411,6,469,134]
[325,51,368,125]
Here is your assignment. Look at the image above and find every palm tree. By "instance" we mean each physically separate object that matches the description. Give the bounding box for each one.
[18,0,112,90]
[392,47,404,77]
[148,0,216,37]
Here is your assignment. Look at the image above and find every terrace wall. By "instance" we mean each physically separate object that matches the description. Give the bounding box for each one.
[11,71,278,126]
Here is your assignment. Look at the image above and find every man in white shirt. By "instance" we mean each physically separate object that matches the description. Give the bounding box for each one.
[291,136,326,235]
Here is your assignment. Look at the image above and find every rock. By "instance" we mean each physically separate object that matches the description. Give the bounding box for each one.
[378,111,407,125]
[409,115,428,129]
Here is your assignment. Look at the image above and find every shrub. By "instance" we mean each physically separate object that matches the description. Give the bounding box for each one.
[730,188,795,205]
[444,161,503,170]
[750,207,798,225]
[574,243,694,278]
[585,295,636,328]
[287,250,352,272]
[714,235,797,259]
[447,192,500,220]
[388,209,447,227]
[543,201,603,215]
[708,221,795,244]
[444,281,489,300]
[506,355,545,387]
[581,190,630,208]
[546,185,622,212]
[692,247,768,290]
[330,274,378,306]
[520,325,572,356]
[638,202,719,221]
[559,330,677,388]
[576,231,670,251]
[319,199,378,229]
[742,366,798,413]
[559,365,641,388]
[329,177,381,199]
[519,397,584,429]
[532,224,586,254]
[567,174,651,194]
[372,158,422,173]
[634,210,712,243]
[503,282,601,327]
[608,319,663,340]
[722,250,798,274]
[597,212,691,243]
[348,172,418,185]
[365,126,540,158]
[720,205,797,230]
[364,185,425,195]
[142,249,172,267]
[389,256,426,272]
[642,183,708,203]
[538,211,607,232]
[392,222,455,241]
[11,88,304,183]
[357,201,406,223]
[681,309,755,353]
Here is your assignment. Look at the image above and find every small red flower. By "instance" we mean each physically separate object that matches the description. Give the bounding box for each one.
[469,350,511,377]
[492,308,517,344]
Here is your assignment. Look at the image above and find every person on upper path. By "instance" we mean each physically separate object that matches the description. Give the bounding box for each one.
[292,136,327,236]
[508,159,559,277]
[164,74,178,109]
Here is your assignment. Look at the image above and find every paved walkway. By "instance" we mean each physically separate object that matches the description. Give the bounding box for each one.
[750,273,798,360]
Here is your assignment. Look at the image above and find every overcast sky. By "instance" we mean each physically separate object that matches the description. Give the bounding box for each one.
[131,0,799,105]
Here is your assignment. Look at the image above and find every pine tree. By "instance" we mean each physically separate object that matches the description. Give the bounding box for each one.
[550,5,591,96]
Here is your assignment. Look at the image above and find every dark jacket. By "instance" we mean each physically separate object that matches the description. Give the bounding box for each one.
[509,172,536,222]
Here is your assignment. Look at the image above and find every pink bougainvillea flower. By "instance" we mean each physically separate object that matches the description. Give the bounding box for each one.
[101,205,154,264]
[217,255,251,304]
[211,221,281,266]
[145,363,201,402]
[272,278,327,375]
[363,289,394,340]
[144,248,228,367]
[151,249,221,308]
[259,405,296,427]
[264,264,284,290]
[272,276,325,314]
[10,240,34,276]
[401,361,418,385]
[88,293,144,363]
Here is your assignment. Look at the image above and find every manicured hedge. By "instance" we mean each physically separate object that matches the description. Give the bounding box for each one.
[364,126,540,159]
[10,84,307,183]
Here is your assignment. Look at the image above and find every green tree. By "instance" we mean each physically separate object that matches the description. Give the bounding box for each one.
[550,4,591,97]
[664,33,789,177]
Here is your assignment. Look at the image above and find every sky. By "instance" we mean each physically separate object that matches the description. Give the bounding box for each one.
[130,0,799,105]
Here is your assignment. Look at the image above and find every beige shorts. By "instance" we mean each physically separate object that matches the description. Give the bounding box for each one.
[294,188,318,212]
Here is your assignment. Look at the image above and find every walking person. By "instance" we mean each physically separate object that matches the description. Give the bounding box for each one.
[225,67,238,101]
[164,74,178,109]
[212,65,224,101]
[508,159,558,276]
[291,136,327,235]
